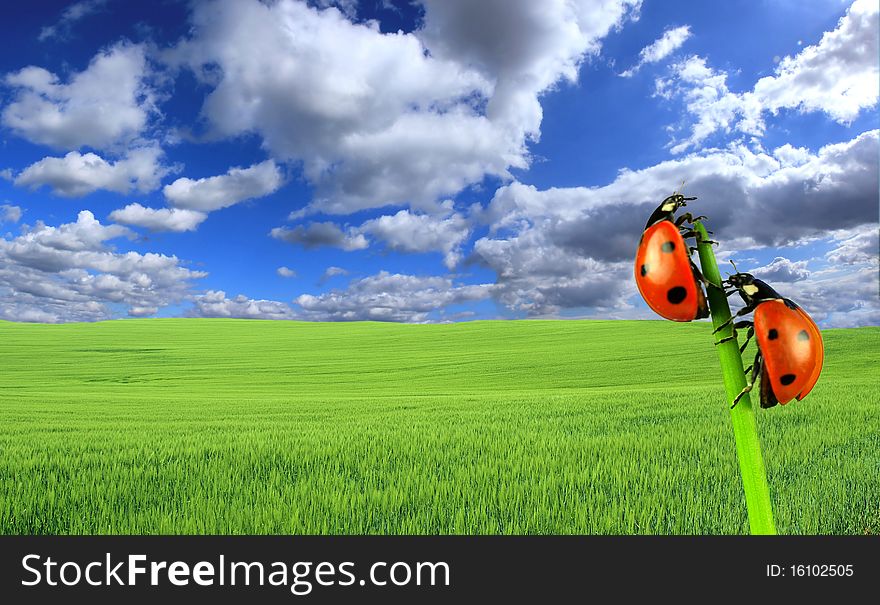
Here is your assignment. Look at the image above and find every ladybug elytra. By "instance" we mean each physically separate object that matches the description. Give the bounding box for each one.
[635,193,710,321]
[715,268,824,408]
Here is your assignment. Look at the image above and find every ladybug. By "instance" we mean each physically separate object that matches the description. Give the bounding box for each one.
[714,267,824,408]
[635,193,709,321]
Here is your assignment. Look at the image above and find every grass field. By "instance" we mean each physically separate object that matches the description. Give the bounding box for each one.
[0,319,877,535]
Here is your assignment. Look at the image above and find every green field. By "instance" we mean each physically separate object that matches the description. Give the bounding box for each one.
[0,319,877,535]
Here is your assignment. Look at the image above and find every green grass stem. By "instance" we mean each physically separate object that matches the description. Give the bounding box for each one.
[695,221,776,535]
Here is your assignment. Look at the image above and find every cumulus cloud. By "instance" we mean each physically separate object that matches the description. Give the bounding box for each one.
[294,271,493,322]
[730,256,879,329]
[189,272,490,323]
[109,203,207,232]
[826,225,879,266]
[270,222,368,251]
[656,56,753,153]
[750,257,810,282]
[274,208,471,267]
[276,266,296,278]
[163,160,282,212]
[474,228,632,315]
[1,204,22,223]
[2,42,154,150]
[472,130,878,320]
[38,0,108,42]
[0,210,205,322]
[12,209,132,254]
[190,290,296,319]
[658,0,878,152]
[752,0,879,124]
[168,0,640,214]
[359,209,471,268]
[319,266,348,284]
[722,225,879,327]
[772,143,812,168]
[620,25,691,77]
[14,147,172,197]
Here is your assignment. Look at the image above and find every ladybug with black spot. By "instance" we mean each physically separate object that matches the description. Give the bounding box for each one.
[635,193,711,321]
[714,266,824,408]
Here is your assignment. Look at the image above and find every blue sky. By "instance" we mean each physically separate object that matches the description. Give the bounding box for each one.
[0,0,877,325]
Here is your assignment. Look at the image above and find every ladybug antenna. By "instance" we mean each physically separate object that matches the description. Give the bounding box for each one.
[674,179,697,203]
[729,259,739,273]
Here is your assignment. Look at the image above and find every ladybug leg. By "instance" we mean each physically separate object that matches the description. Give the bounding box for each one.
[738,323,755,353]
[680,229,715,242]
[712,305,754,335]
[689,260,725,293]
[732,351,763,408]
[715,320,752,346]
[679,230,700,247]
[674,213,707,227]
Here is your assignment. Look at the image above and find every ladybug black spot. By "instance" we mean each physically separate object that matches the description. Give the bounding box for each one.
[640,264,649,277]
[661,241,676,253]
[768,329,778,340]
[797,330,809,341]
[780,374,796,386]
[667,286,687,304]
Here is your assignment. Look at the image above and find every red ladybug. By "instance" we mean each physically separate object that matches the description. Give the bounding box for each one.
[715,269,824,408]
[635,194,709,321]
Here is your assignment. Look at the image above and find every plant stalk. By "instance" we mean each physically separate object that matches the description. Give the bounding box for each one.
[694,221,776,535]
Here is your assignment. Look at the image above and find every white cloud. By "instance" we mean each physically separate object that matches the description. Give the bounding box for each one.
[359,209,471,269]
[163,160,282,212]
[620,25,691,77]
[14,209,131,253]
[473,130,878,322]
[168,0,641,214]
[730,251,879,329]
[826,224,878,266]
[752,0,879,124]
[189,274,489,322]
[294,271,493,322]
[474,228,632,315]
[129,305,159,317]
[190,290,295,319]
[270,222,368,251]
[751,257,810,282]
[656,56,750,153]
[659,0,878,152]
[14,147,171,197]
[274,207,471,267]
[109,203,207,232]
[319,266,348,284]
[276,266,296,278]
[1,205,22,223]
[0,210,205,322]
[772,143,812,168]
[39,0,108,41]
[2,42,154,150]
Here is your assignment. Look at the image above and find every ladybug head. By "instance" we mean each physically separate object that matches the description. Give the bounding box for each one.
[722,262,754,289]
[659,193,697,213]
[645,192,698,229]
[722,262,782,303]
